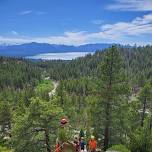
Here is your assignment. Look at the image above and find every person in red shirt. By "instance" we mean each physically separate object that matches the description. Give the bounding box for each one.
[88,136,97,152]
[55,138,61,152]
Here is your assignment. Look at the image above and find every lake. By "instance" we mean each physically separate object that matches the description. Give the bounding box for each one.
[27,52,94,60]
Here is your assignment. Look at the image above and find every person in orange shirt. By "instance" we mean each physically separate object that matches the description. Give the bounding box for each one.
[88,136,97,152]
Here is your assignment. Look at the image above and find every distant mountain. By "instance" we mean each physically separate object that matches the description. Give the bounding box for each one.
[0,42,115,57]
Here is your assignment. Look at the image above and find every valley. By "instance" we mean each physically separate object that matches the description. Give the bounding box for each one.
[0,45,152,152]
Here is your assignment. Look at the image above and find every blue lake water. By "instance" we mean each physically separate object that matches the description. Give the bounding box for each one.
[27,52,94,60]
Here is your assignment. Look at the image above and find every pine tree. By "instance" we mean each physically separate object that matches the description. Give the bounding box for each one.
[138,83,152,127]
[98,46,128,151]
[12,97,63,152]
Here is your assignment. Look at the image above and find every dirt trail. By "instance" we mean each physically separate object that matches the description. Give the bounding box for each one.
[48,81,59,97]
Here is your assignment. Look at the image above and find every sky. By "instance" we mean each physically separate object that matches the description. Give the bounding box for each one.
[0,0,152,45]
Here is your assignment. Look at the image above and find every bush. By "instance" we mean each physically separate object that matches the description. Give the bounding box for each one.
[129,127,152,152]
[108,144,130,152]
[35,80,53,100]
[0,146,12,152]
[58,128,69,143]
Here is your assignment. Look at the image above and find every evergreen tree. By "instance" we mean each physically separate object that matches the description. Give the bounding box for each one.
[12,97,63,152]
[138,83,152,127]
[98,46,128,151]
[0,101,12,143]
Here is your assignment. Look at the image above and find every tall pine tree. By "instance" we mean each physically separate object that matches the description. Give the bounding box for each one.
[99,46,128,151]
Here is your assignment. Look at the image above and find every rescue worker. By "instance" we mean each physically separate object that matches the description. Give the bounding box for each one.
[80,137,85,151]
[88,136,97,152]
[55,138,61,152]
[74,136,80,152]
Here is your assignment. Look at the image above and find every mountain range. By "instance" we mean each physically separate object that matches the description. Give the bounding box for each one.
[0,42,115,57]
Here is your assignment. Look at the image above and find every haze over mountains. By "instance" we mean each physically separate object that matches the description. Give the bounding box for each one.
[0,42,114,57]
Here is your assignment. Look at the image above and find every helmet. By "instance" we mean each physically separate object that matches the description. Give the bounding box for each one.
[91,135,95,139]
[60,118,68,125]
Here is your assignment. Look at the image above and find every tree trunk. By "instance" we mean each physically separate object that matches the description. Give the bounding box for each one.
[104,102,110,151]
[103,51,114,151]
[45,129,51,152]
[141,98,146,127]
[150,116,152,130]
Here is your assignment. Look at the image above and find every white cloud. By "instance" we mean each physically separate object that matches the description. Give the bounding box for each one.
[20,10,32,15]
[0,36,32,45]
[0,32,88,45]
[99,13,152,37]
[107,0,152,11]
[1,14,152,46]
[11,30,19,35]
[20,10,46,16]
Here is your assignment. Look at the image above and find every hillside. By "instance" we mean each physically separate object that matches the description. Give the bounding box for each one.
[0,42,114,57]
[0,46,152,152]
[39,45,152,86]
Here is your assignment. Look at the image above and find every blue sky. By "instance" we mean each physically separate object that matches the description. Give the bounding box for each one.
[0,0,152,45]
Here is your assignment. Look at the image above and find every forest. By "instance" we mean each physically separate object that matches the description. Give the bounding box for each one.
[0,45,152,152]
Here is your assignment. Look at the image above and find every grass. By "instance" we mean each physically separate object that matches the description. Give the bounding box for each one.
[108,144,131,152]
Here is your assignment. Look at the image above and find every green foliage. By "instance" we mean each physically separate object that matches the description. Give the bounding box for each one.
[35,80,53,100]
[108,144,130,152]
[127,83,152,152]
[38,46,152,86]
[0,146,12,152]
[95,46,129,150]
[56,77,96,129]
[138,83,152,127]
[0,100,11,144]
[0,46,152,151]
[36,80,53,93]
[0,57,42,90]
[139,83,152,104]
[58,128,69,143]
[12,97,63,152]
[130,125,152,152]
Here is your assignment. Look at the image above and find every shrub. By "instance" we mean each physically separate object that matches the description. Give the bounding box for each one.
[0,146,12,152]
[108,144,130,152]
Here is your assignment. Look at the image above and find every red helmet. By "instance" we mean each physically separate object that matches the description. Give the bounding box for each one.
[60,118,68,125]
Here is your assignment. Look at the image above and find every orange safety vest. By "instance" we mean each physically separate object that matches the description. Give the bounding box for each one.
[89,139,97,150]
